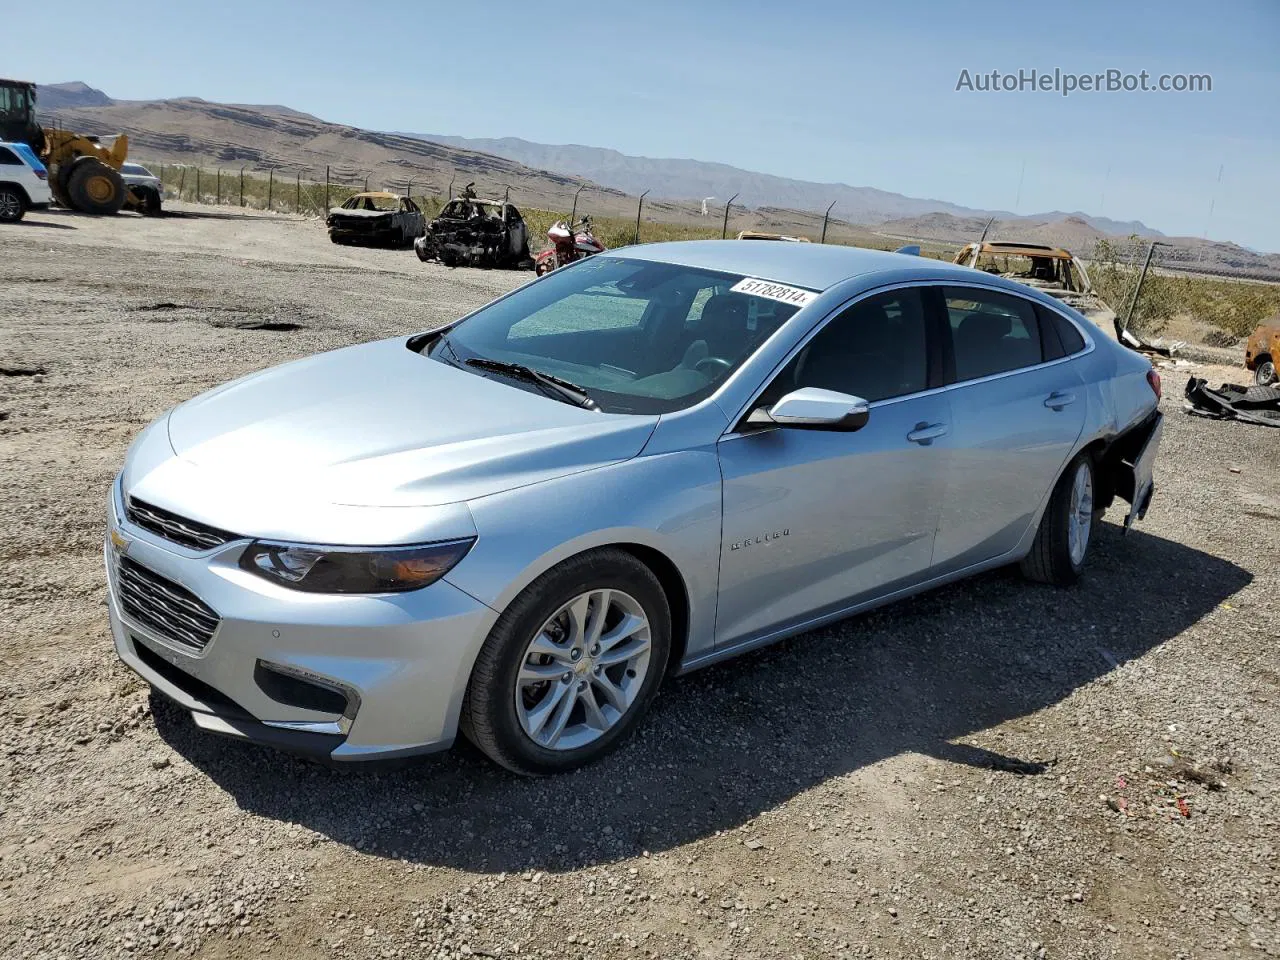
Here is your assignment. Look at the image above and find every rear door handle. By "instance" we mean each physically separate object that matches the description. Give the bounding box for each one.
[906,422,949,445]
[1044,391,1077,410]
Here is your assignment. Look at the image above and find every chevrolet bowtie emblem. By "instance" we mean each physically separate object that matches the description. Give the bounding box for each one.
[110,527,131,557]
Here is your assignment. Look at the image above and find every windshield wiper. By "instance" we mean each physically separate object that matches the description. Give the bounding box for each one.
[464,358,599,410]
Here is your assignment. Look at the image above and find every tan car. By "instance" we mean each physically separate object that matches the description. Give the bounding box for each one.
[1245,318,1279,385]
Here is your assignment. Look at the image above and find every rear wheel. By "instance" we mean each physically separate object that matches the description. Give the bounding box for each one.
[461,549,671,775]
[1021,453,1095,586]
[1255,357,1277,386]
[0,186,26,223]
[67,160,126,215]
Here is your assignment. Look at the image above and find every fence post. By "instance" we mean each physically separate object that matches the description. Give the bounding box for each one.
[722,192,739,239]
[239,167,245,207]
[820,200,836,243]
[363,174,369,193]
[216,169,221,204]
[406,177,414,202]
[268,169,274,211]
[325,166,330,211]
[634,189,649,244]
[1122,241,1159,333]
[195,168,201,203]
[296,172,301,214]
[447,176,455,200]
[178,167,186,199]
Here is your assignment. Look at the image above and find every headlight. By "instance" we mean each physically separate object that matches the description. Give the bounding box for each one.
[239,538,475,594]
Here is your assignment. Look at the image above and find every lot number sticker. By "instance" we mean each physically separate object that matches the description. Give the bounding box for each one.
[730,277,819,307]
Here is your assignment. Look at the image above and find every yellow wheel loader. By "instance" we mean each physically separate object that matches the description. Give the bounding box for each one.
[1,77,144,215]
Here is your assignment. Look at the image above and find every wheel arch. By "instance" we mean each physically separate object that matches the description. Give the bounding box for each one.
[0,181,32,205]
[612,542,692,674]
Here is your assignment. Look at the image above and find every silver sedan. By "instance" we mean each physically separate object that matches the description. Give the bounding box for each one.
[106,242,1163,774]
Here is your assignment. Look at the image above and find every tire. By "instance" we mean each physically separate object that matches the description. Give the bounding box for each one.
[0,186,26,223]
[1020,452,1096,586]
[66,160,127,215]
[414,239,431,262]
[1255,357,1277,386]
[461,548,671,776]
[142,188,163,216]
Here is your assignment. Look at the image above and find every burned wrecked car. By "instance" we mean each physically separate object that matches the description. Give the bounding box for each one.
[415,185,531,269]
[327,192,425,247]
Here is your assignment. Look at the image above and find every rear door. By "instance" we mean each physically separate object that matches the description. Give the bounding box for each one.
[715,286,951,646]
[930,286,1087,573]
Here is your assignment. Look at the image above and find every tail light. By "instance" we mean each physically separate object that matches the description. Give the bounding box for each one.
[1146,368,1162,400]
[34,170,47,180]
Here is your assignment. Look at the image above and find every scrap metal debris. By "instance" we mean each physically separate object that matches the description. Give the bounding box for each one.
[1184,377,1280,427]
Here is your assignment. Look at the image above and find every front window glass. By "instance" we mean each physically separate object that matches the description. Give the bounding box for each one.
[434,257,807,413]
[760,289,929,405]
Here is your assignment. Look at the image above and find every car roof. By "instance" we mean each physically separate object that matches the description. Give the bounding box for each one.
[0,141,44,171]
[352,191,401,199]
[609,239,985,292]
[965,240,1075,259]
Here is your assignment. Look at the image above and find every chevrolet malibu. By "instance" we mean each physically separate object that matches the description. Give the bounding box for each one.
[106,242,1163,775]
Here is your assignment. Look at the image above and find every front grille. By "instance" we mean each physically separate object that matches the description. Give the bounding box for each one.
[116,556,220,651]
[126,498,237,551]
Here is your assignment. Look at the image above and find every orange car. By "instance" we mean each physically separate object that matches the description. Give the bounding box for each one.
[1245,317,1279,385]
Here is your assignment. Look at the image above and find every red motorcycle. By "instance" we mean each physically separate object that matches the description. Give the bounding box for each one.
[534,215,605,275]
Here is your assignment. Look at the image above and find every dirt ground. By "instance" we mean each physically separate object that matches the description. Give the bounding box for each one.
[1,204,1277,960]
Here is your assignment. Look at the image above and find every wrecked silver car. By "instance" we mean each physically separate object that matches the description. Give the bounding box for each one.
[415,185,532,269]
[327,192,424,247]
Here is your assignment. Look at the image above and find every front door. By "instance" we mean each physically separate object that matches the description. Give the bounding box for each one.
[714,287,950,647]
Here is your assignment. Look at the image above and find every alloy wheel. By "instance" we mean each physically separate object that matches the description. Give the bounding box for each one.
[514,589,652,751]
[1067,461,1094,566]
[1256,361,1277,386]
[0,191,21,221]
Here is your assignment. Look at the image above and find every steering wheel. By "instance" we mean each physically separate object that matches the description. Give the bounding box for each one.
[695,356,733,376]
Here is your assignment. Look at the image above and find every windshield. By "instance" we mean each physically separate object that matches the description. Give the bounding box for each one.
[433,256,807,414]
[343,195,400,211]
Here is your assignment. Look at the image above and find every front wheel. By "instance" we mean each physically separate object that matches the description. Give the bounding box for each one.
[461,549,671,775]
[67,159,127,215]
[1021,453,1095,586]
[1255,358,1277,386]
[0,186,26,223]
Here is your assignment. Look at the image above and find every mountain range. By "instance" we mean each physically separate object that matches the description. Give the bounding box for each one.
[408,134,1161,239]
[29,82,1279,276]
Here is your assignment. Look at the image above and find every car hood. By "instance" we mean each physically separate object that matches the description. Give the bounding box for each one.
[165,338,658,507]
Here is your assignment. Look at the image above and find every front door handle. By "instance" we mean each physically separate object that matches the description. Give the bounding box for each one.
[1044,391,1077,410]
[906,422,949,445]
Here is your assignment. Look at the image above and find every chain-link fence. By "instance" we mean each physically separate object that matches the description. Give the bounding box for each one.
[149,163,451,218]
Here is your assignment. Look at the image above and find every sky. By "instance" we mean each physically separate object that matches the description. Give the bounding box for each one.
[8,0,1279,249]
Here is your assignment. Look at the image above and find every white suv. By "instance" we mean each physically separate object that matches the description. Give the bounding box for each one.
[0,141,52,223]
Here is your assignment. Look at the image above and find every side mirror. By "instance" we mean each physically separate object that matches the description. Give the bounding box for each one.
[747,387,870,432]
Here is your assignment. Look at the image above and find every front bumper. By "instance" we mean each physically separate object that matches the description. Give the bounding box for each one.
[104,482,498,761]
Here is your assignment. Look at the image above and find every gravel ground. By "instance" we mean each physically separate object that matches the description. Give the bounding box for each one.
[1,205,1277,960]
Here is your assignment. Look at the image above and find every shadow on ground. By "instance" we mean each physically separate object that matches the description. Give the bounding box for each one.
[155,524,1250,874]
[14,217,76,230]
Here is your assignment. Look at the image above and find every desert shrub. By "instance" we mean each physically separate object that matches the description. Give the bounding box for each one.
[1090,238,1280,339]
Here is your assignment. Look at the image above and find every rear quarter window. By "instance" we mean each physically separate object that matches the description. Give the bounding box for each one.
[1036,304,1086,358]
[0,147,22,166]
